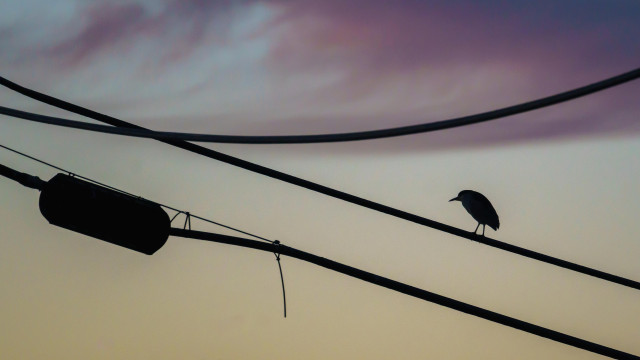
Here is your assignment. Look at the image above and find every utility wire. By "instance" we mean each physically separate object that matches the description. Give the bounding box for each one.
[170,228,639,360]
[2,75,639,291]
[0,149,285,315]
[2,158,634,357]
[2,67,640,143]
[0,143,273,244]
[0,162,46,190]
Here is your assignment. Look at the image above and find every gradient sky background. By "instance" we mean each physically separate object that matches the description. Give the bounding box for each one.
[1,1,640,359]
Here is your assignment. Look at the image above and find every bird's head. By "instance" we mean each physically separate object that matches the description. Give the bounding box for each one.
[449,190,472,202]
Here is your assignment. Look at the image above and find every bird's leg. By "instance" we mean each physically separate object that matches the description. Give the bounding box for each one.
[474,223,480,235]
[482,224,486,237]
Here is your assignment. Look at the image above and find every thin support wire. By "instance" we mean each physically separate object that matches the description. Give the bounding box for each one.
[0,143,67,173]
[170,211,182,224]
[189,213,274,243]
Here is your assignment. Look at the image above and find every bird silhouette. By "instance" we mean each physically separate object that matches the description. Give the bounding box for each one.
[449,190,499,236]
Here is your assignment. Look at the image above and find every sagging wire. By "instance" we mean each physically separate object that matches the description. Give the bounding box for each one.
[273,240,287,318]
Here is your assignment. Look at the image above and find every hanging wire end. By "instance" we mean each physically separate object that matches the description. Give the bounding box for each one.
[273,240,287,318]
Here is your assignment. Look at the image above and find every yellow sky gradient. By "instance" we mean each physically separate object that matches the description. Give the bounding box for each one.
[1,114,639,358]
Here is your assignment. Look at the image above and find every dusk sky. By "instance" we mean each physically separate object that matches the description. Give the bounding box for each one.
[1,1,640,359]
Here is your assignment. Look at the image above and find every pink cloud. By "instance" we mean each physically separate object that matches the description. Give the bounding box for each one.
[48,3,148,66]
[45,0,247,68]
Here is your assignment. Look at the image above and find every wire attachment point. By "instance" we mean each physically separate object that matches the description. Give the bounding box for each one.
[183,212,191,230]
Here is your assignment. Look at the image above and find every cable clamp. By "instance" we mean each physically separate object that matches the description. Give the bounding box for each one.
[183,212,191,230]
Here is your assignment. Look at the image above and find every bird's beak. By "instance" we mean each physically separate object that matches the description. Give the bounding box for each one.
[449,196,459,202]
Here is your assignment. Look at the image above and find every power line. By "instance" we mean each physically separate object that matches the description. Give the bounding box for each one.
[170,228,639,360]
[2,74,639,291]
[0,162,46,190]
[2,157,635,358]
[2,67,640,143]
[0,143,273,244]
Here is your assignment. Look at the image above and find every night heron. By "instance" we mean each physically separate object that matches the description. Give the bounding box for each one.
[449,190,500,236]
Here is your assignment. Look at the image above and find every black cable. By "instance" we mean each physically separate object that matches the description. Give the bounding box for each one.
[0,143,273,244]
[2,75,639,291]
[6,155,634,357]
[0,162,46,190]
[2,68,640,143]
[169,228,639,360]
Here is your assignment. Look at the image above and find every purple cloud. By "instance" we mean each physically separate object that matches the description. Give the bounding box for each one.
[28,0,640,79]
[263,0,640,75]
[43,0,249,67]
[3,0,639,151]
[47,3,147,66]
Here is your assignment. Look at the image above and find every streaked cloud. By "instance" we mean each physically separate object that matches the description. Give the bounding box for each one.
[47,2,147,66]
[1,0,639,150]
